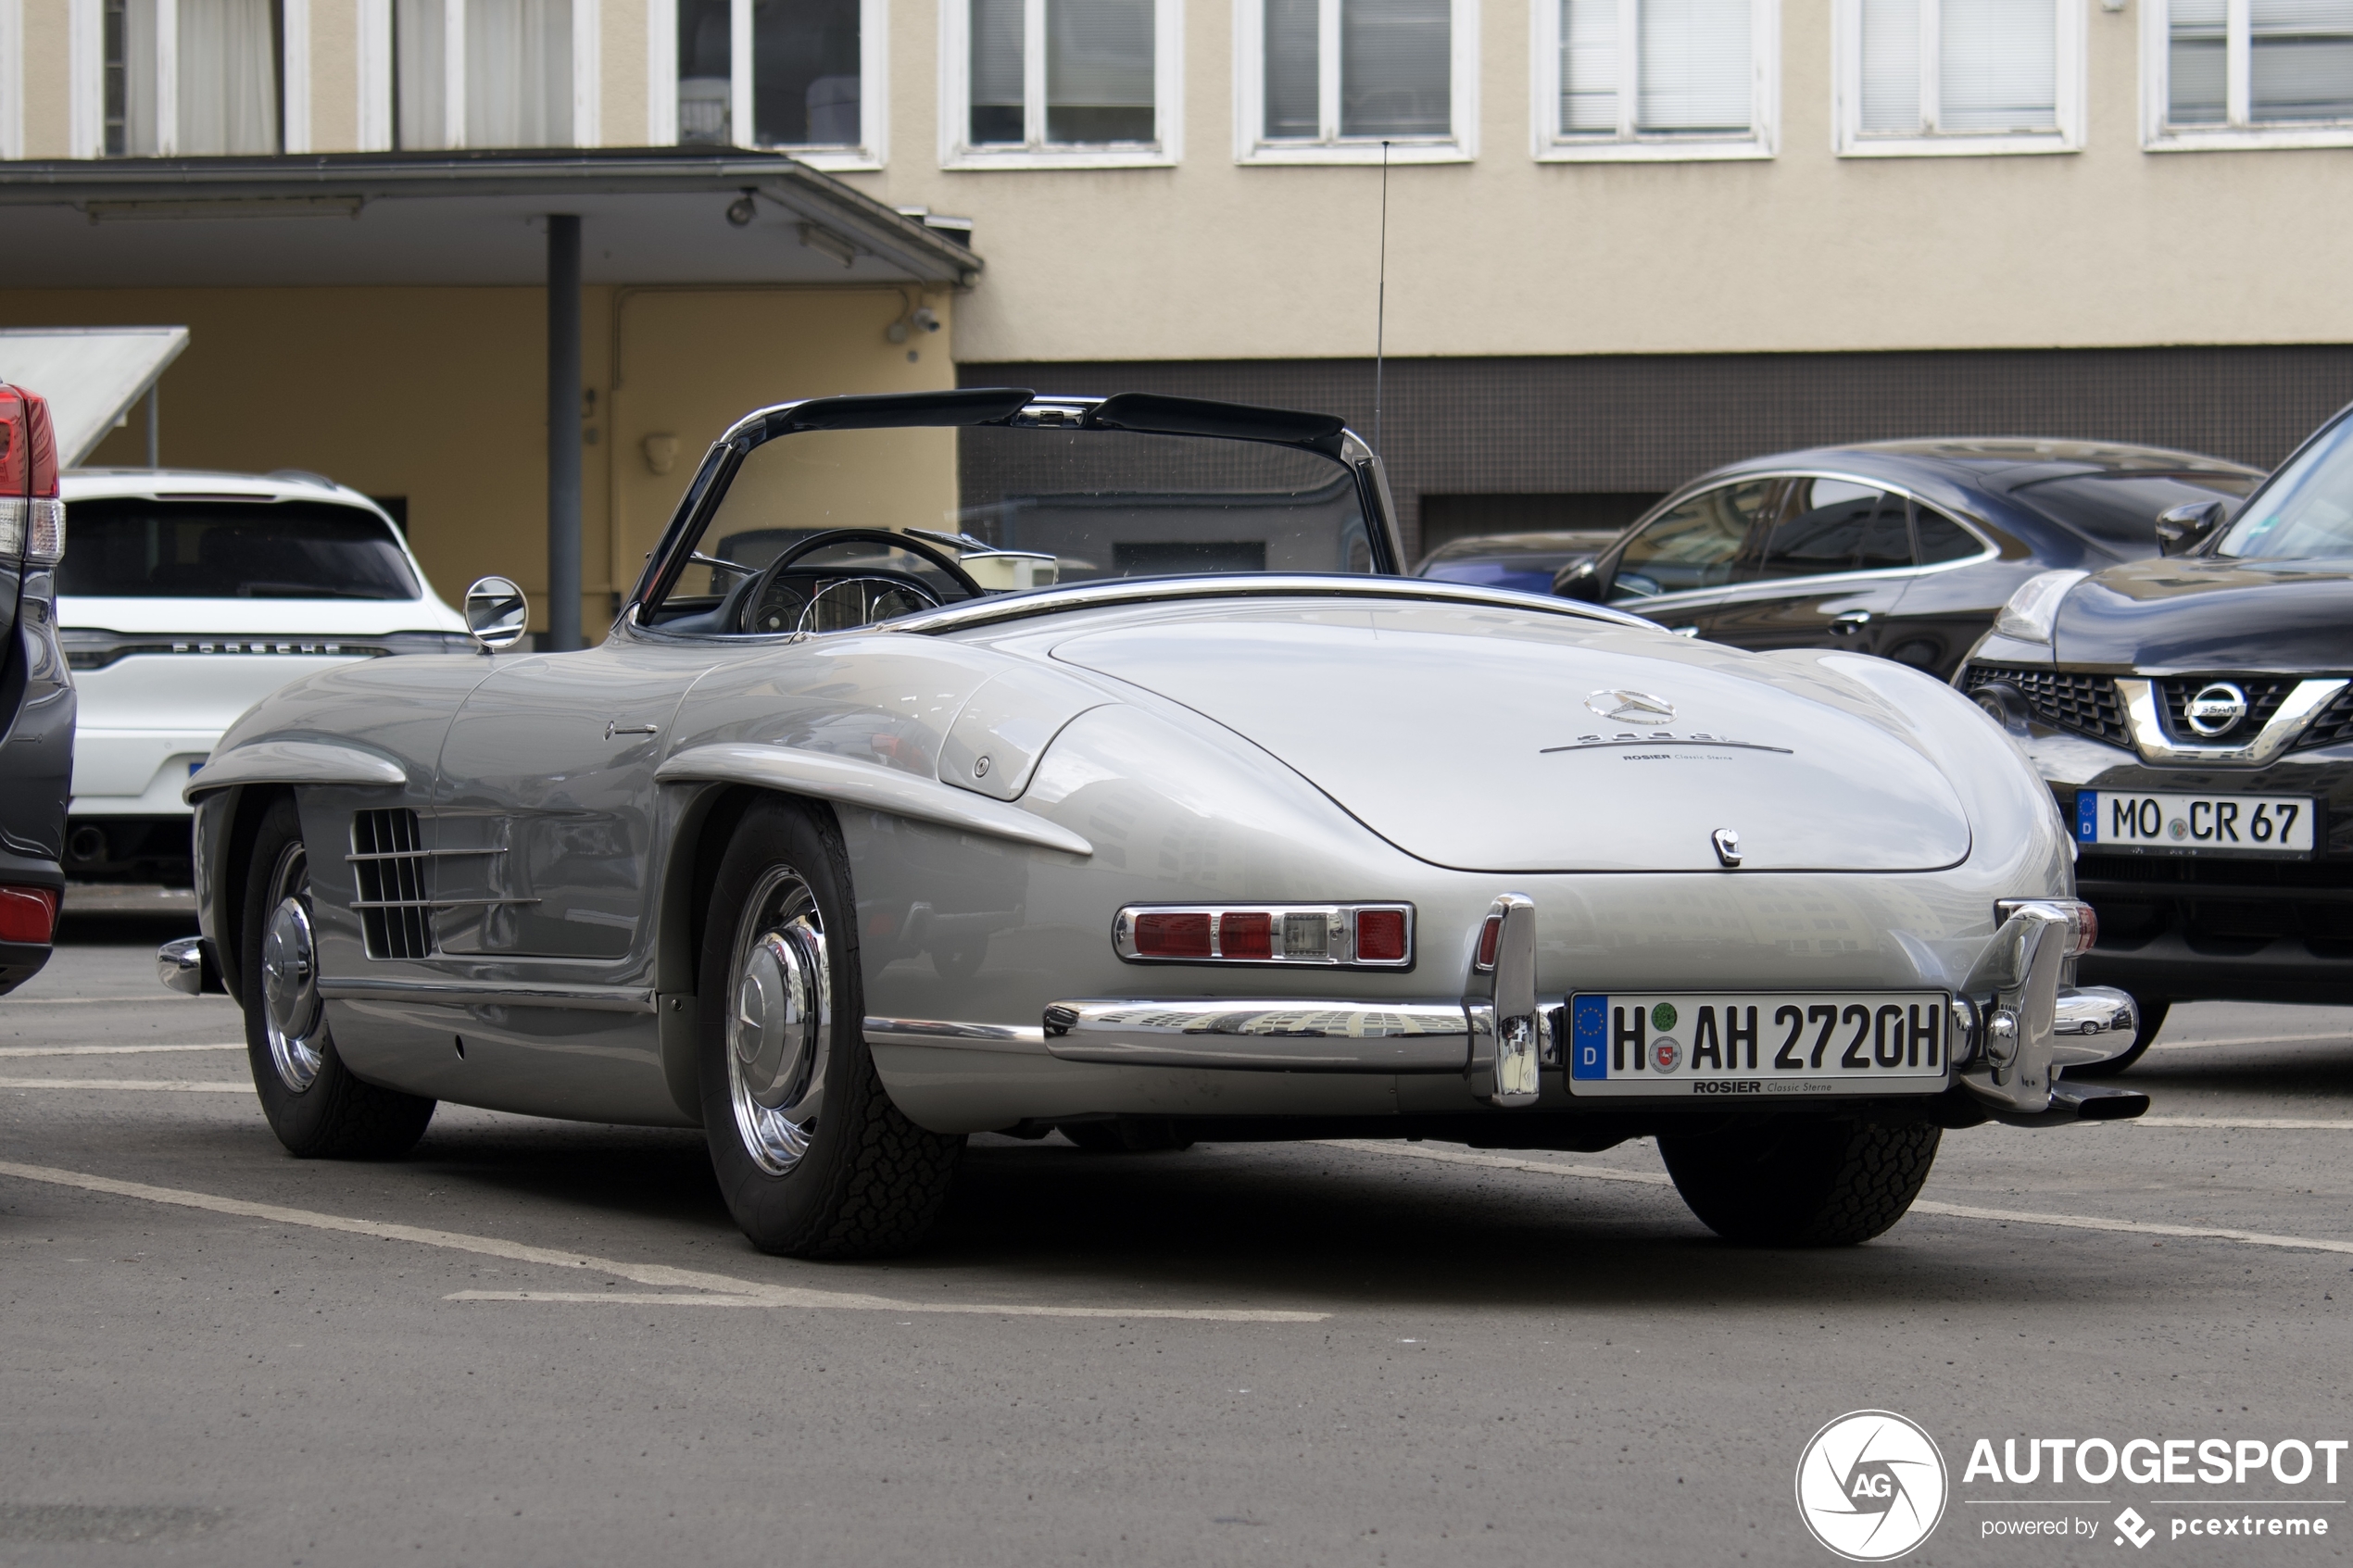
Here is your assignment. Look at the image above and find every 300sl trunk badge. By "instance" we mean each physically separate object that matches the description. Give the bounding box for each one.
[1585,689,1676,725]
[1712,828,1743,867]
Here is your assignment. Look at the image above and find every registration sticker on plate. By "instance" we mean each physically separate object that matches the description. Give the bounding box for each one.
[1566,992,1951,1098]
[2075,790,2314,855]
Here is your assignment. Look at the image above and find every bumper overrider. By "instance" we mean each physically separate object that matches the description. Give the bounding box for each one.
[1016,897,2147,1128]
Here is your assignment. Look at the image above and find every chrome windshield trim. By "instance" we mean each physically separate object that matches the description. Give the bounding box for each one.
[317,979,656,1012]
[879,576,1657,637]
[862,1016,1050,1053]
[1038,998,1471,1072]
[2117,676,2347,767]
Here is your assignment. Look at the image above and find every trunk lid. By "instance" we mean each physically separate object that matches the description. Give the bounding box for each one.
[1051,608,1971,873]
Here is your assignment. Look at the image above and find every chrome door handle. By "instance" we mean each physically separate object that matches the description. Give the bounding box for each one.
[1830,611,1872,635]
[604,721,660,739]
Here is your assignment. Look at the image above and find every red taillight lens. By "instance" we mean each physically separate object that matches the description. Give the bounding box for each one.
[1220,911,1273,960]
[0,885,58,944]
[1355,909,1407,963]
[1133,911,1212,958]
[1474,913,1503,971]
[2069,901,2097,955]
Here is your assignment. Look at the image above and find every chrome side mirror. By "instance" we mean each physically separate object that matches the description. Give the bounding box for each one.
[1553,558,1605,602]
[463,576,530,653]
[2154,499,2225,557]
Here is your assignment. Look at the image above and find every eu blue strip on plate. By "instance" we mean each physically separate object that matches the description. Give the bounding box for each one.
[1570,994,1608,1080]
[2075,791,2098,844]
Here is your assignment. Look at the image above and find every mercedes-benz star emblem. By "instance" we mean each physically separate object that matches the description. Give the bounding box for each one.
[2184,681,2249,738]
[1585,689,1677,725]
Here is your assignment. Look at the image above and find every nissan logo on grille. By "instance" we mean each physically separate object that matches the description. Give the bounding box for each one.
[1585,689,1676,725]
[2184,681,2249,737]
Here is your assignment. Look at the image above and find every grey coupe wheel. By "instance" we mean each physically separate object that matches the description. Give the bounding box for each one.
[240,796,436,1160]
[2065,997,2168,1077]
[698,797,964,1257]
[1658,1118,1939,1247]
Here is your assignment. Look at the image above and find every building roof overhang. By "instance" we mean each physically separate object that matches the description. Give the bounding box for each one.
[0,148,981,289]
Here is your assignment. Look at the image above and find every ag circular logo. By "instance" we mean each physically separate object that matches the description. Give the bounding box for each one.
[1795,1411,1947,1562]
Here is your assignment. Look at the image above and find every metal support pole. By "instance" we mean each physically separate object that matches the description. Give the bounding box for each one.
[145,384,159,469]
[546,214,584,653]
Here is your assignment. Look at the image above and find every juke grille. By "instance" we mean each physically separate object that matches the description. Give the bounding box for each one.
[351,809,434,960]
[2298,684,2353,751]
[1963,666,2130,747]
[2158,676,2296,746]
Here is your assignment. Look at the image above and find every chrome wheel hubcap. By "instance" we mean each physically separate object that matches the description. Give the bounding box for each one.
[726,866,831,1175]
[260,847,326,1093]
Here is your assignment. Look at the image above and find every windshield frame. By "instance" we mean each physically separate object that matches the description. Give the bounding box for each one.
[623,389,1404,640]
[2210,400,2353,561]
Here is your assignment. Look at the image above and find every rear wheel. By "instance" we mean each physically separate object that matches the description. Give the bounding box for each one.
[2066,997,2168,1077]
[1658,1118,1939,1247]
[698,797,964,1257]
[240,796,436,1160]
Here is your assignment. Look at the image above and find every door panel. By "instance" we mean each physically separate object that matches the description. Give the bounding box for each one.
[434,644,720,960]
[1699,479,1912,658]
[1880,506,2013,678]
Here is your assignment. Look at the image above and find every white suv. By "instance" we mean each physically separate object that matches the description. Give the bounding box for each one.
[57,469,469,884]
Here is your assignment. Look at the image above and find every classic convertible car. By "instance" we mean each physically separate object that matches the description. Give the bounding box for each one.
[161,389,2146,1259]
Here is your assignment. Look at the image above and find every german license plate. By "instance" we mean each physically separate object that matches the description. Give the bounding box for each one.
[2074,790,2314,855]
[1566,992,1952,1098]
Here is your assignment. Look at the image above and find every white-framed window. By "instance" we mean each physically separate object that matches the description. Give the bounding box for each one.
[940,0,1182,167]
[1531,0,1777,159]
[1832,0,2082,155]
[2143,0,2353,149]
[80,0,305,156]
[656,0,887,169]
[356,0,596,150]
[1235,0,1478,162]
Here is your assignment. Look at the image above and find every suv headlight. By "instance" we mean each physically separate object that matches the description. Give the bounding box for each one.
[1992,570,2087,644]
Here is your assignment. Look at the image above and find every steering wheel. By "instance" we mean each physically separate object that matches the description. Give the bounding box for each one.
[733,528,988,636]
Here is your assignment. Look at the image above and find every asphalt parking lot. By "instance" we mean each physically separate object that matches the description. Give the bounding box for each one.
[6,916,2353,1567]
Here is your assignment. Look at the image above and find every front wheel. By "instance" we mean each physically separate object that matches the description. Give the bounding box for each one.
[1657,1118,1939,1247]
[240,796,436,1160]
[698,797,964,1258]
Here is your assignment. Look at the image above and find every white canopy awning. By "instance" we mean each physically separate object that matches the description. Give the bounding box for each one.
[0,326,189,466]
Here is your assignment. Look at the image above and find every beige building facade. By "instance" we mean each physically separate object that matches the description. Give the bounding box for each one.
[1,0,2348,596]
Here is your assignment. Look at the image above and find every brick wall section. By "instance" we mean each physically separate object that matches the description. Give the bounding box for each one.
[963,348,2353,558]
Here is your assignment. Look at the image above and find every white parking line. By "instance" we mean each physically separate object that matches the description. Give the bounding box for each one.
[2,996,235,1006]
[0,1160,1327,1323]
[2136,1117,2353,1130]
[2148,1032,2349,1052]
[0,1044,243,1058]
[1317,1139,2353,1258]
[0,1078,248,1092]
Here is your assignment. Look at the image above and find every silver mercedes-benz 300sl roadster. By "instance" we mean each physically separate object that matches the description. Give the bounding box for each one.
[159,389,2147,1257]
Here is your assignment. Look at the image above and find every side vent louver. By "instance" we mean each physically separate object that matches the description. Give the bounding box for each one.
[351,809,434,960]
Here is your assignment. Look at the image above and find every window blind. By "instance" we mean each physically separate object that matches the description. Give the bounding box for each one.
[1938,0,2057,131]
[1638,0,1750,130]
[2168,0,2228,122]
[1048,0,1155,143]
[2249,0,2353,120]
[107,0,164,155]
[466,0,573,148]
[177,0,280,154]
[1263,0,1319,136]
[1859,0,1919,131]
[1558,0,1618,132]
[394,0,448,149]
[970,0,1025,142]
[1340,0,1451,136]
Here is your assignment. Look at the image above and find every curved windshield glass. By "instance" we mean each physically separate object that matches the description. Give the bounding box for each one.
[2215,417,2353,559]
[647,419,1375,633]
[60,498,422,599]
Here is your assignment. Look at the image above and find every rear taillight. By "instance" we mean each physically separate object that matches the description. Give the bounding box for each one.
[1996,897,2098,956]
[1115,904,1415,967]
[23,496,62,564]
[0,885,58,945]
[1473,912,1503,972]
